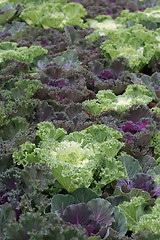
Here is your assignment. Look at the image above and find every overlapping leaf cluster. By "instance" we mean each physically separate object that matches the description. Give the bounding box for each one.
[1,0,160,239]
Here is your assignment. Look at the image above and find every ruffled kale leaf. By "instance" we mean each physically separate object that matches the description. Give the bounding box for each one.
[137,198,160,233]
[52,49,82,70]
[3,211,88,240]
[1,79,42,101]
[120,104,158,158]
[36,63,95,104]
[119,196,151,232]
[0,116,37,173]
[92,69,132,95]
[0,203,15,238]
[4,25,70,57]
[0,41,48,64]
[0,167,21,205]
[121,6,160,28]
[150,131,160,162]
[83,84,153,114]
[20,163,56,193]
[0,59,29,79]
[0,2,19,25]
[68,0,141,19]
[101,24,160,72]
[132,230,160,240]
[20,1,87,30]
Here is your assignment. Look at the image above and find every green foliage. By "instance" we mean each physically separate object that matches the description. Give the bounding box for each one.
[86,15,126,43]
[36,121,67,142]
[52,49,82,70]
[21,0,67,8]
[20,1,87,30]
[99,159,127,187]
[0,117,28,140]
[71,188,98,203]
[121,6,160,25]
[112,207,127,236]
[114,188,151,203]
[0,42,48,63]
[118,155,143,179]
[13,141,37,166]
[0,203,15,235]
[150,131,160,161]
[1,79,42,100]
[0,3,16,25]
[101,24,160,72]
[51,194,75,215]
[13,123,126,193]
[137,198,160,233]
[152,106,160,115]
[119,196,151,232]
[83,84,153,114]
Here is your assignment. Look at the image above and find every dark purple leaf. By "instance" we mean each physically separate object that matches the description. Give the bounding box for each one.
[117,173,160,199]
[130,173,160,199]
[0,167,21,205]
[122,104,151,123]
[84,221,100,237]
[126,135,134,144]
[87,198,114,227]
[122,122,139,134]
[97,70,116,81]
[0,191,9,205]
[62,203,94,226]
[121,120,150,135]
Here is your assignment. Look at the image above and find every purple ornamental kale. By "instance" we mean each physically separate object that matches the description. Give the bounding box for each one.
[62,200,114,237]
[117,173,160,199]
[62,203,100,236]
[93,70,116,85]
[0,174,18,205]
[121,118,151,144]
[122,120,150,135]
[48,79,67,88]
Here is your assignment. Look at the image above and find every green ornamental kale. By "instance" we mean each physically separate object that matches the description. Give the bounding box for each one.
[0,79,43,101]
[101,24,160,72]
[137,198,160,233]
[0,41,48,63]
[119,196,151,232]
[83,84,153,114]
[121,6,160,25]
[150,131,160,162]
[20,1,87,30]
[13,122,126,193]
[86,15,126,43]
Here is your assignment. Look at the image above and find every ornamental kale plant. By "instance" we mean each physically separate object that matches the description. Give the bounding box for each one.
[100,24,160,72]
[137,198,160,233]
[83,84,154,114]
[20,0,87,30]
[117,173,160,199]
[121,6,160,26]
[13,122,126,193]
[0,41,48,63]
